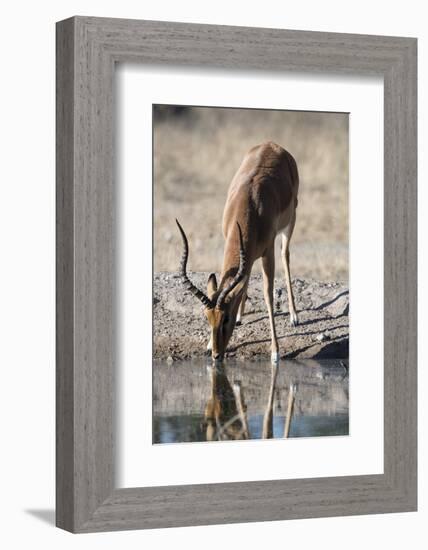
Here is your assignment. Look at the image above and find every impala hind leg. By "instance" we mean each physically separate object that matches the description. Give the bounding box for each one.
[262,247,280,363]
[281,216,298,327]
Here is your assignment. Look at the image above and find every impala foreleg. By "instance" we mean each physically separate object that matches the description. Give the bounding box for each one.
[262,247,280,363]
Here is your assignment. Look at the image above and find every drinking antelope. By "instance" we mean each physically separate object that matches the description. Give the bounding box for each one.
[176,141,299,363]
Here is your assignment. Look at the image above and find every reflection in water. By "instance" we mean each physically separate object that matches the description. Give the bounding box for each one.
[153,359,348,444]
[204,366,248,441]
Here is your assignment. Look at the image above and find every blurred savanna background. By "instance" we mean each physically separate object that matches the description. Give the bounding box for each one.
[153,105,349,282]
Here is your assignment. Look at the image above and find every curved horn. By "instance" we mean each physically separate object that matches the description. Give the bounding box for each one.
[216,222,247,310]
[176,219,213,308]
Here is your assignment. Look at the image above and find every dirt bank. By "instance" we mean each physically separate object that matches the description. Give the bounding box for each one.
[154,272,349,360]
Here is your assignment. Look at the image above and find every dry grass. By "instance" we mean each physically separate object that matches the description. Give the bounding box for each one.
[154,105,348,281]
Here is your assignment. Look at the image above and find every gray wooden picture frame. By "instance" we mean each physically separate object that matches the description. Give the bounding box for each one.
[56,16,417,533]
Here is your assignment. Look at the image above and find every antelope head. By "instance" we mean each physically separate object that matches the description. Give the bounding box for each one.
[175,219,247,363]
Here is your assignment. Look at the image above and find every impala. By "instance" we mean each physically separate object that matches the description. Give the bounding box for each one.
[176,141,299,363]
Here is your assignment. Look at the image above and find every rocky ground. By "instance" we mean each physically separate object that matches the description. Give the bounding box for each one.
[154,272,349,360]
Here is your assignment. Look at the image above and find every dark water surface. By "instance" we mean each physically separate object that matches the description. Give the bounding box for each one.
[153,359,348,444]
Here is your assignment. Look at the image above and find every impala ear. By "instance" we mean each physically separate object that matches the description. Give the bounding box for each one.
[207,273,218,299]
[226,275,248,303]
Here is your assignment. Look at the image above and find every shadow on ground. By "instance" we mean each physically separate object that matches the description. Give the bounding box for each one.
[25,509,55,526]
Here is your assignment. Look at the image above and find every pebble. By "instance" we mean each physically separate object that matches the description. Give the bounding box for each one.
[316,332,330,342]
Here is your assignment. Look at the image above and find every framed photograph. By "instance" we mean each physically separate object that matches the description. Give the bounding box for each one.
[56,16,417,532]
